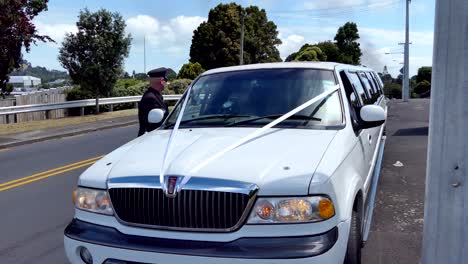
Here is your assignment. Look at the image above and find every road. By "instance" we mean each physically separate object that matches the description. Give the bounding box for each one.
[0,100,429,263]
[0,125,137,263]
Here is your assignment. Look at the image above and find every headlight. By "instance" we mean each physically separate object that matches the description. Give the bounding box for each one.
[72,187,114,215]
[247,196,335,224]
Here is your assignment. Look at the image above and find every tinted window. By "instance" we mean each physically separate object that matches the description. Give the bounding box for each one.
[340,70,361,129]
[347,72,369,105]
[165,69,343,129]
[365,72,377,94]
[371,72,384,93]
[358,72,377,104]
[369,72,383,95]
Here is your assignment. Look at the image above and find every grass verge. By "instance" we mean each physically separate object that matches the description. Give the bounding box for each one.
[0,109,137,135]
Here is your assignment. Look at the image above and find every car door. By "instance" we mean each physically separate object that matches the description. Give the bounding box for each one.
[341,70,374,187]
[357,72,381,161]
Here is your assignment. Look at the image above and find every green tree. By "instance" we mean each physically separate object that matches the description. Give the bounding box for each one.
[416,66,432,83]
[58,8,131,114]
[190,3,282,70]
[0,0,53,98]
[3,83,13,96]
[166,68,177,81]
[315,41,342,62]
[178,62,205,79]
[384,83,402,99]
[166,79,192,94]
[414,80,431,95]
[121,71,130,78]
[285,44,327,62]
[10,61,69,83]
[334,22,362,65]
[381,74,393,85]
[134,73,148,80]
[294,46,326,62]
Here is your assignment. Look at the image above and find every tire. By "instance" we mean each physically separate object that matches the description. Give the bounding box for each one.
[344,211,362,264]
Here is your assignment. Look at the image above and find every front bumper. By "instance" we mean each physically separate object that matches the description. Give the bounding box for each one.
[64,219,349,264]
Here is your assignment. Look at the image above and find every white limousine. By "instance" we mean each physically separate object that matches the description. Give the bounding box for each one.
[65,62,387,264]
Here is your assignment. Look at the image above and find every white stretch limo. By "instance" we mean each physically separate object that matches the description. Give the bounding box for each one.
[65,62,387,264]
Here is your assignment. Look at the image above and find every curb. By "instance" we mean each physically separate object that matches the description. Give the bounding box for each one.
[0,120,138,150]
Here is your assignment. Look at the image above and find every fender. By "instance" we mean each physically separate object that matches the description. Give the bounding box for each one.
[331,170,364,222]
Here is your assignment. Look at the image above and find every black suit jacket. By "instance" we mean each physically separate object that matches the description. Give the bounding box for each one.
[138,88,169,136]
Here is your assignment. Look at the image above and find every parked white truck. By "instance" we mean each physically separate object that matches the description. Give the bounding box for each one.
[65,62,387,264]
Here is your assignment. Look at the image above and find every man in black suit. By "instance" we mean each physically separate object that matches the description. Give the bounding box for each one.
[137,67,169,137]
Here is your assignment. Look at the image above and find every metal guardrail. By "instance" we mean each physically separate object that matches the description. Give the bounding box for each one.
[0,95,182,116]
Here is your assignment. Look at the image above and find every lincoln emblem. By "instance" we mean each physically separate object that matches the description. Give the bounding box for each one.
[166,176,178,197]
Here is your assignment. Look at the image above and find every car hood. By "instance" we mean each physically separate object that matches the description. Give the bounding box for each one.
[81,128,337,195]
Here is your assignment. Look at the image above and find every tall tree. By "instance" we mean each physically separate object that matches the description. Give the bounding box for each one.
[334,22,362,65]
[189,3,281,70]
[315,41,341,62]
[177,62,205,80]
[0,0,53,98]
[285,44,326,62]
[285,41,347,64]
[416,66,432,83]
[59,9,131,113]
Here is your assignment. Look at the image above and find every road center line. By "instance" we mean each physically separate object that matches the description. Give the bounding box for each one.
[0,155,104,192]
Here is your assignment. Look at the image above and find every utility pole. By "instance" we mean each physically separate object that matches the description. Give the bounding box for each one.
[422,0,468,263]
[143,35,147,73]
[239,13,245,65]
[403,0,411,102]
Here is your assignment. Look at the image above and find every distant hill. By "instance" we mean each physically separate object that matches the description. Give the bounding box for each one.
[10,60,69,83]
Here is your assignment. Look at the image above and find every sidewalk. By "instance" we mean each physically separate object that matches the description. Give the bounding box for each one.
[0,115,138,149]
[362,99,429,264]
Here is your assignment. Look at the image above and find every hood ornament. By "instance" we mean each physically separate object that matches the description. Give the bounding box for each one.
[163,176,182,198]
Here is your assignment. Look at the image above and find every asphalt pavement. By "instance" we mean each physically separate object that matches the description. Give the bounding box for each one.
[362,99,429,264]
[0,124,138,263]
[0,99,430,264]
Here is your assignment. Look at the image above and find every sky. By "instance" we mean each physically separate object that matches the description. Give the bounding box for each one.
[24,0,435,77]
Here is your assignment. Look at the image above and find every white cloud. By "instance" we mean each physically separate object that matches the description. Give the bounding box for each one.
[35,21,76,46]
[126,15,160,39]
[278,34,306,59]
[125,15,205,50]
[169,16,206,37]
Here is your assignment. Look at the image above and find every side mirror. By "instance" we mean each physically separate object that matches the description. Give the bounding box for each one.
[148,109,165,124]
[359,105,386,129]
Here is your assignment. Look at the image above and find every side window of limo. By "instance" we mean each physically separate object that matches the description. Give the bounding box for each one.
[340,71,362,130]
[347,72,370,104]
[371,71,384,94]
[358,72,378,104]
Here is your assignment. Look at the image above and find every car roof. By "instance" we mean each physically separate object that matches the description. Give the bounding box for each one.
[201,62,376,76]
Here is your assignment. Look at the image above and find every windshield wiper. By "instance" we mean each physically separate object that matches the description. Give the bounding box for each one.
[165,114,253,128]
[225,114,321,127]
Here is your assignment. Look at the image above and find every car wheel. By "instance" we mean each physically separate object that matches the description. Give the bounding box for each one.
[344,211,362,264]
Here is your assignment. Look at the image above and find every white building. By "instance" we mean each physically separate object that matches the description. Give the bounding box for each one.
[8,76,41,91]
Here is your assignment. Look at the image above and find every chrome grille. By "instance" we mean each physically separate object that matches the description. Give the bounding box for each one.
[108,188,252,231]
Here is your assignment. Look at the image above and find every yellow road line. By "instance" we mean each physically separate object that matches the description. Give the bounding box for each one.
[0,148,9,152]
[0,155,104,188]
[0,160,98,192]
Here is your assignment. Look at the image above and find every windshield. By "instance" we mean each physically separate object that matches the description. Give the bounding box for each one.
[164,68,343,129]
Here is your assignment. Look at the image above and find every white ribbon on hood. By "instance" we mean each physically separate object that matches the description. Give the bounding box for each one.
[159,84,194,194]
[160,84,340,192]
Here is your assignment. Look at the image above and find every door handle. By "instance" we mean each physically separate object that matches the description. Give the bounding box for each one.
[368,134,372,144]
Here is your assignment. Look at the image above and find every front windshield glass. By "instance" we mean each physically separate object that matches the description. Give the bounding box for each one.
[164,68,343,129]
